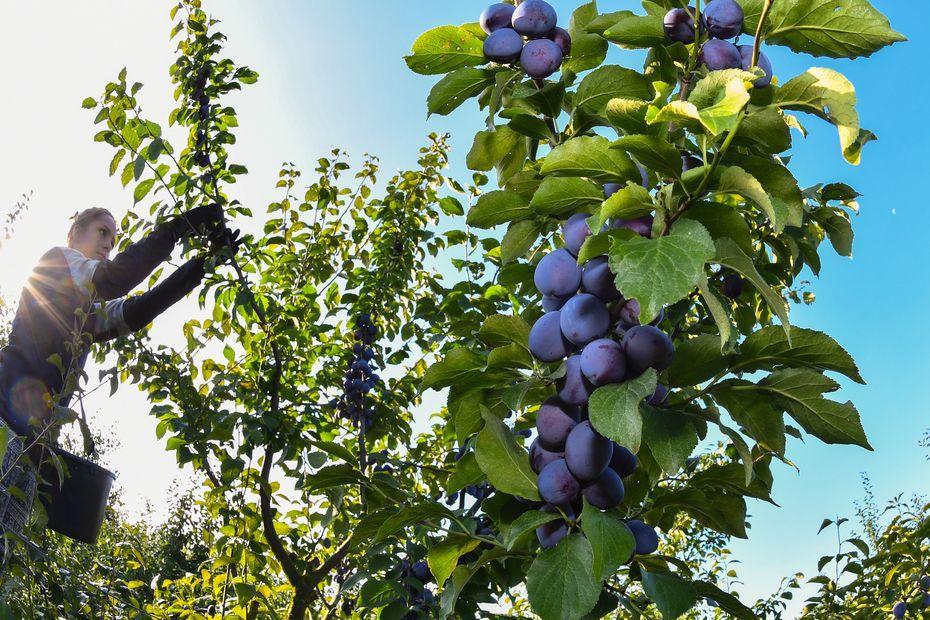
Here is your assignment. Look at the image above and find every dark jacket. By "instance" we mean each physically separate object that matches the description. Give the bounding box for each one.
[0,224,205,437]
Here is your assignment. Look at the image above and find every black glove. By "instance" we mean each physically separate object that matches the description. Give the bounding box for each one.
[207,227,243,265]
[121,256,207,333]
[168,203,225,239]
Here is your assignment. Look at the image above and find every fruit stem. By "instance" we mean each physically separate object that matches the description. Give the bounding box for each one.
[532,78,560,146]
[751,0,774,68]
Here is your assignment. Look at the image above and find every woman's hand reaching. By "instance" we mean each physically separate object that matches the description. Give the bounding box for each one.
[206,226,244,265]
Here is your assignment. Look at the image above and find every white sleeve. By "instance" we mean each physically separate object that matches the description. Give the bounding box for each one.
[90,298,132,340]
[59,246,101,298]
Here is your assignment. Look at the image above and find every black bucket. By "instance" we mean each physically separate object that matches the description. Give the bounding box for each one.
[37,447,115,544]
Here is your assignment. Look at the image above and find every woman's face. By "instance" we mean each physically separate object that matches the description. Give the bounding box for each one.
[72,214,117,261]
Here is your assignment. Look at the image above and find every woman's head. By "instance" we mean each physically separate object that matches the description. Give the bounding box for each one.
[67,207,117,261]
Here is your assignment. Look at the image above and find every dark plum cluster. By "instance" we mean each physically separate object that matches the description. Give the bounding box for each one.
[391,558,435,617]
[480,1,569,80]
[331,313,380,429]
[664,0,773,88]
[529,408,659,556]
[525,184,673,554]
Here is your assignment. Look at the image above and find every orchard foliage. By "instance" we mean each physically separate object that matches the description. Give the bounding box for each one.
[407,0,902,617]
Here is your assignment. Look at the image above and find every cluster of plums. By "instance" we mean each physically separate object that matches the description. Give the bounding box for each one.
[892,575,930,617]
[393,558,435,618]
[480,0,570,80]
[331,313,381,428]
[524,183,671,553]
[664,0,773,87]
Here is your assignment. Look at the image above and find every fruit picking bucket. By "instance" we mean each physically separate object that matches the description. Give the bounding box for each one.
[37,447,115,544]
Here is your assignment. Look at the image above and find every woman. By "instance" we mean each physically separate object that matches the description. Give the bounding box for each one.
[0,204,242,440]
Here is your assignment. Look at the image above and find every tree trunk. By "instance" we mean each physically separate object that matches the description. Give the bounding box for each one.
[287,588,312,620]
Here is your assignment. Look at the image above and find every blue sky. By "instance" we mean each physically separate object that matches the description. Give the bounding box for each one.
[0,0,923,614]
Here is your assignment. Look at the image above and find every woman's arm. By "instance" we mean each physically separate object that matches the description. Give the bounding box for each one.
[89,204,224,300]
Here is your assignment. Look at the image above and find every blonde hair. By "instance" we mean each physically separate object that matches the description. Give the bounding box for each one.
[67,207,115,248]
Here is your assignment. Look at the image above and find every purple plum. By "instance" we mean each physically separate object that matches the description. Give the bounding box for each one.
[609,443,638,477]
[702,0,744,39]
[700,39,742,70]
[562,212,592,257]
[542,294,571,311]
[529,438,565,474]
[529,311,572,362]
[583,467,625,510]
[627,519,660,555]
[538,458,581,505]
[664,8,695,43]
[565,421,613,481]
[535,248,582,297]
[520,38,563,79]
[737,44,773,88]
[512,0,557,37]
[560,293,610,347]
[623,325,675,375]
[611,215,654,238]
[480,3,517,34]
[557,355,595,406]
[536,397,579,451]
[548,27,572,56]
[483,28,524,63]
[580,338,626,386]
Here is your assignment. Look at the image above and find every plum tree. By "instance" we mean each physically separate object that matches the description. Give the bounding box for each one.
[663,8,695,44]
[603,182,620,198]
[520,39,563,79]
[536,503,574,549]
[701,0,744,39]
[480,2,516,34]
[608,443,638,478]
[582,467,625,510]
[893,601,906,618]
[548,27,572,56]
[557,354,595,405]
[529,438,565,474]
[559,293,610,346]
[627,520,660,555]
[581,256,621,302]
[721,271,745,299]
[537,458,581,504]
[562,212,592,256]
[623,325,676,375]
[613,299,664,331]
[511,0,557,37]
[536,397,578,451]
[738,44,773,88]
[580,338,626,386]
[700,38,742,70]
[648,383,669,407]
[534,248,582,297]
[529,310,572,362]
[483,28,524,63]
[564,421,613,481]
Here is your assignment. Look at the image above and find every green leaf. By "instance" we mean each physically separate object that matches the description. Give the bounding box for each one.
[429,536,482,587]
[640,405,698,475]
[526,534,601,620]
[501,219,544,264]
[717,165,784,232]
[428,68,495,116]
[541,136,640,183]
[602,14,666,49]
[133,178,156,203]
[652,488,749,538]
[467,190,531,229]
[505,510,561,550]
[742,0,905,59]
[563,1,609,73]
[727,156,804,228]
[581,501,635,581]
[687,69,756,135]
[358,579,405,609]
[812,207,854,257]
[81,96,97,109]
[588,182,653,232]
[759,369,871,449]
[641,571,699,619]
[712,238,790,339]
[608,219,715,324]
[692,581,756,619]
[405,25,486,75]
[577,228,637,265]
[109,149,126,177]
[467,126,522,171]
[733,325,864,383]
[611,135,682,179]
[774,68,865,164]
[375,503,456,542]
[475,407,541,501]
[507,112,553,140]
[439,196,464,216]
[422,348,487,391]
[712,379,787,456]
[446,452,485,494]
[697,274,736,353]
[477,314,531,349]
[588,368,656,452]
[573,66,652,116]
[666,334,731,388]
[680,202,752,256]
[735,107,792,154]
[605,98,651,134]
[529,177,604,217]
